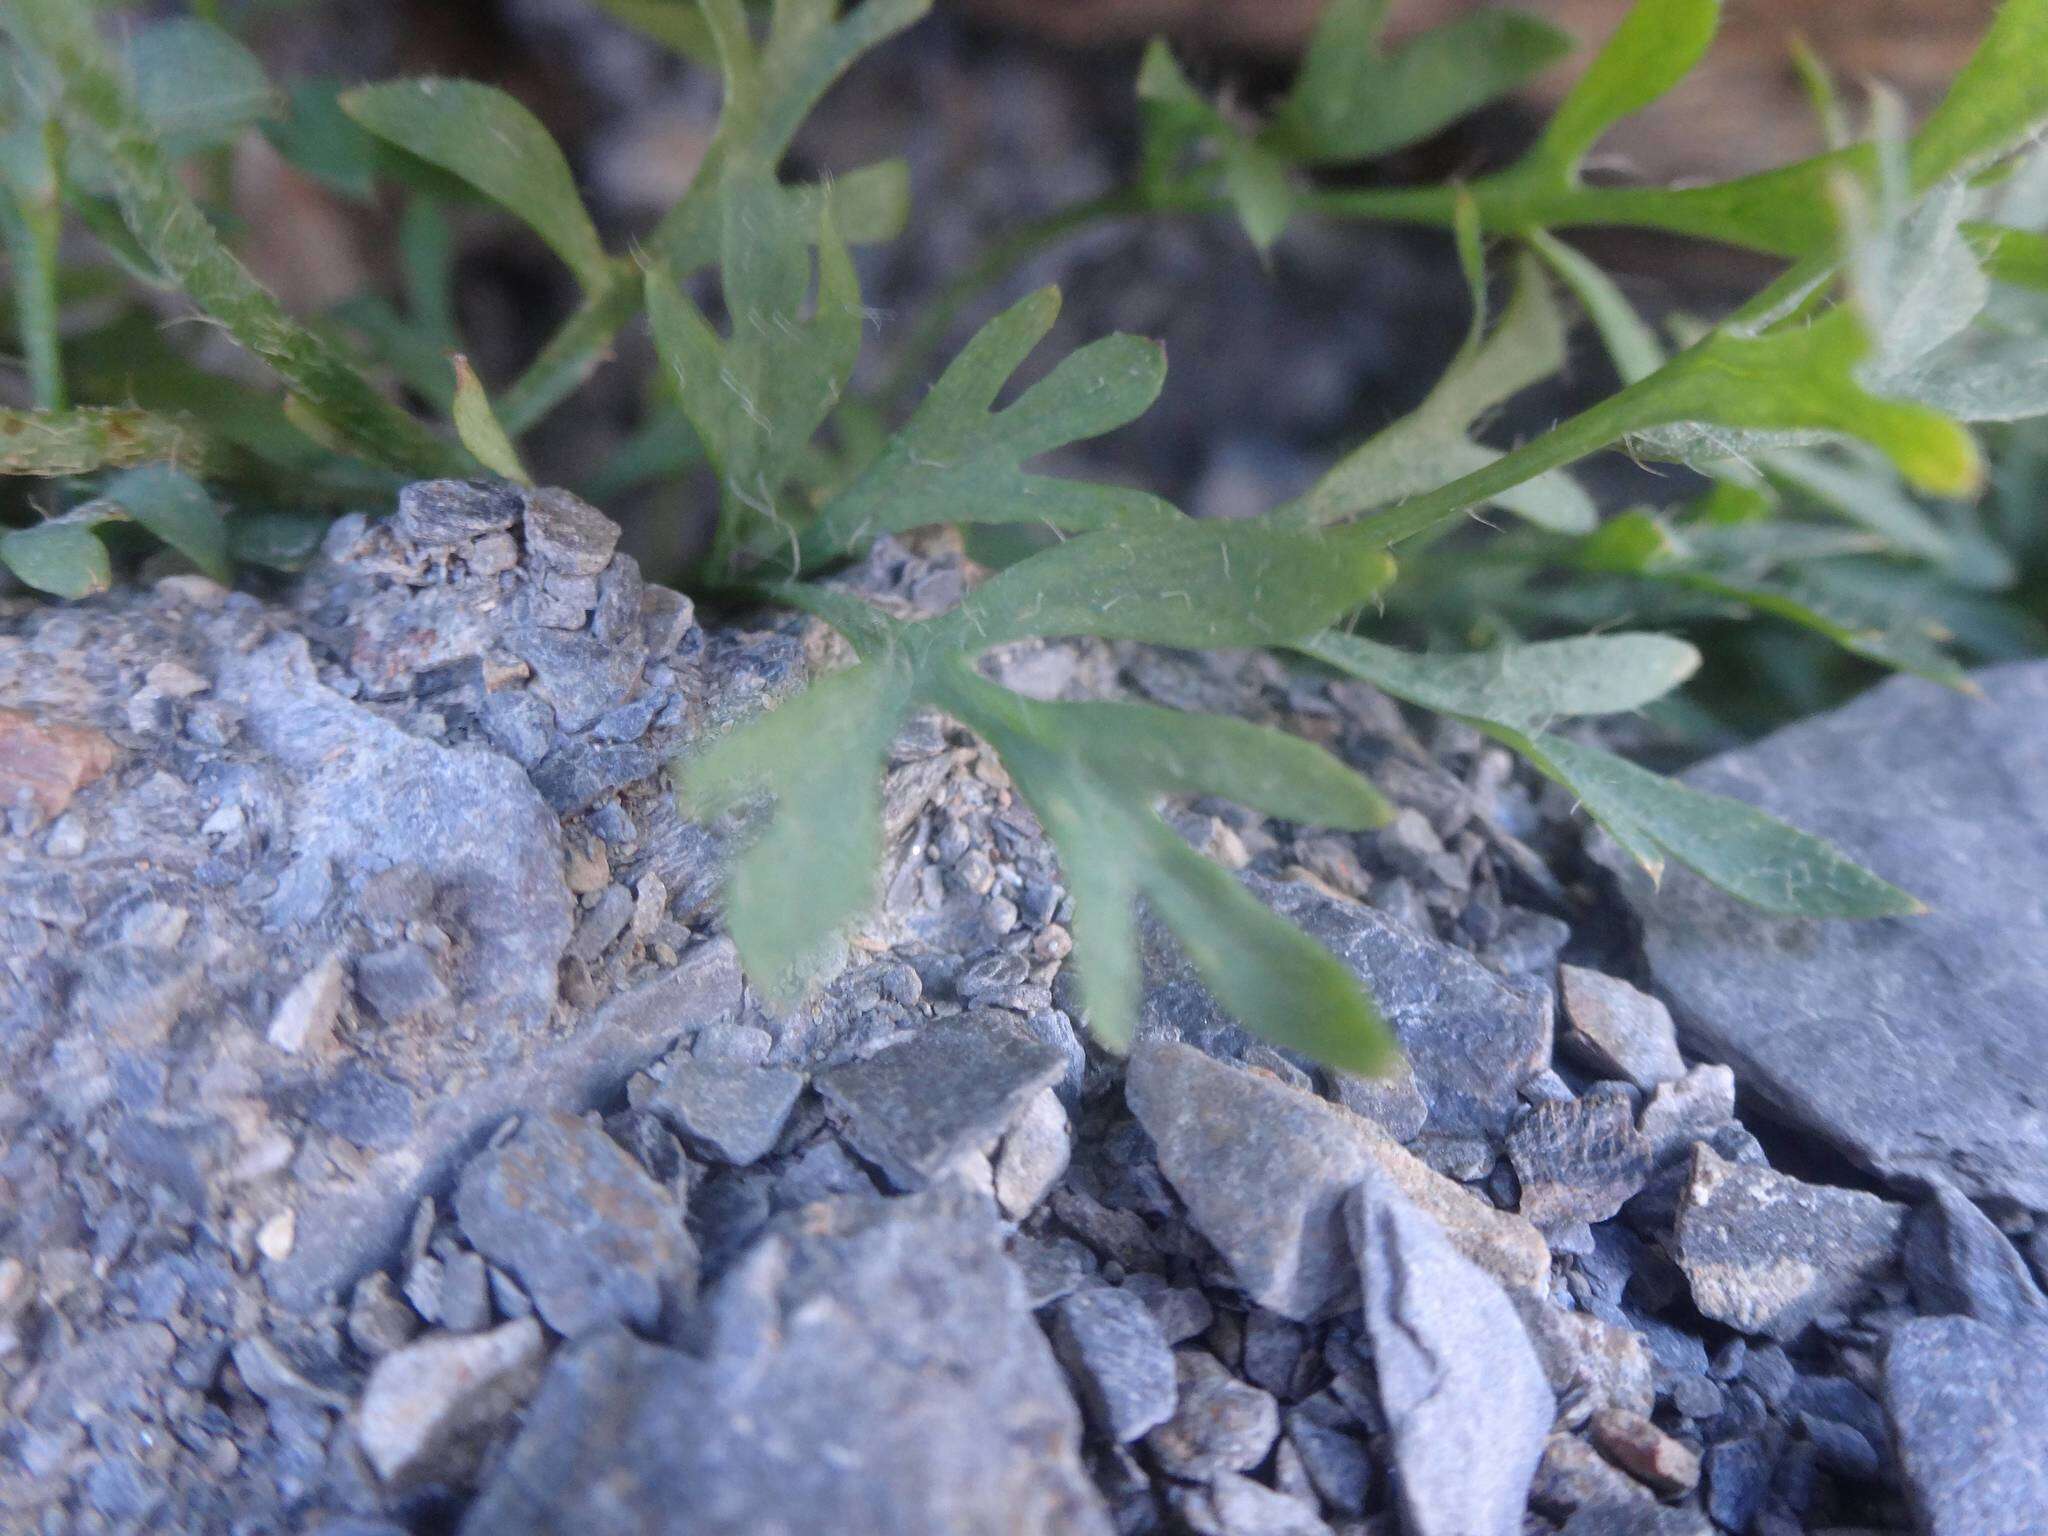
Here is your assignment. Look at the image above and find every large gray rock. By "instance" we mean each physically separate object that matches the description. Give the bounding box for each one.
[1348,1175,1553,1536]
[1884,1317,2048,1536]
[461,1187,1110,1535]
[1126,1042,1549,1320]
[1611,663,2048,1208]
[1142,876,1552,1141]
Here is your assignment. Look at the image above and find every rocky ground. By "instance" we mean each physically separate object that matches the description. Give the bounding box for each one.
[2,478,2044,1536]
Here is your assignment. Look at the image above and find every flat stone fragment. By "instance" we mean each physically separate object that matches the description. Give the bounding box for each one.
[522,485,621,575]
[1561,1505,1712,1536]
[0,705,116,820]
[1142,878,1551,1140]
[1585,1408,1699,1495]
[267,952,346,1055]
[1610,663,2048,1208]
[1143,1350,1281,1481]
[392,479,521,547]
[1900,1185,2048,1328]
[1884,1316,2048,1536]
[1048,1287,1178,1442]
[1529,1433,1659,1523]
[270,939,739,1313]
[643,1060,804,1166]
[348,1272,422,1358]
[455,1111,696,1338]
[817,1014,1066,1190]
[1348,1175,1553,1536]
[354,1319,544,1488]
[1507,1095,1653,1228]
[1127,1041,1548,1319]
[1284,1397,1375,1515]
[1559,966,1686,1091]
[461,1187,1111,1535]
[1511,1297,1656,1421]
[1175,1473,1332,1536]
[1637,1064,1737,1166]
[1672,1145,1906,1340]
[994,1087,1071,1218]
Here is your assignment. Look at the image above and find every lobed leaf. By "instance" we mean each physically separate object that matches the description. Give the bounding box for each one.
[589,0,720,64]
[1273,0,1571,164]
[676,656,916,1003]
[949,517,1396,652]
[1523,0,1720,180]
[342,79,611,292]
[1511,731,1923,918]
[1004,698,1394,830]
[648,179,863,561]
[1909,0,2048,191]
[1527,228,1664,384]
[1136,41,1299,249]
[1295,252,1594,530]
[800,286,1176,565]
[932,666,1394,1071]
[1634,309,1984,498]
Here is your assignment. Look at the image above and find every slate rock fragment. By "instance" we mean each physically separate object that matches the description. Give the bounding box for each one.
[641,1059,805,1167]
[461,1187,1110,1535]
[354,1319,544,1488]
[816,1013,1066,1190]
[1348,1175,1552,1536]
[455,1111,696,1338]
[1672,1146,1905,1339]
[1508,1095,1654,1228]
[1143,1350,1281,1481]
[1613,662,2048,1208]
[1884,1316,2048,1536]
[1637,1064,1737,1166]
[1142,877,1551,1140]
[1585,1407,1699,1495]
[1559,966,1687,1091]
[1048,1287,1178,1442]
[1899,1184,2048,1328]
[1127,1041,1548,1319]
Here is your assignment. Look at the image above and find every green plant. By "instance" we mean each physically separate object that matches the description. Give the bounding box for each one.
[5,0,2048,1072]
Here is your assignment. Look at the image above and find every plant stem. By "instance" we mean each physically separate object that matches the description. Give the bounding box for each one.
[0,122,66,411]
[2,0,464,478]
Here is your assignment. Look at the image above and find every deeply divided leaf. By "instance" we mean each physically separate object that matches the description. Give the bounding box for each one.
[801,287,1175,565]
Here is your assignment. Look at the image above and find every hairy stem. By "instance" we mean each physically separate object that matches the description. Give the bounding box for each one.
[3,0,463,477]
[0,123,66,411]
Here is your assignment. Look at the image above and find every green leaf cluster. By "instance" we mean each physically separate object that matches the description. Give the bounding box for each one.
[6,0,2048,1080]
